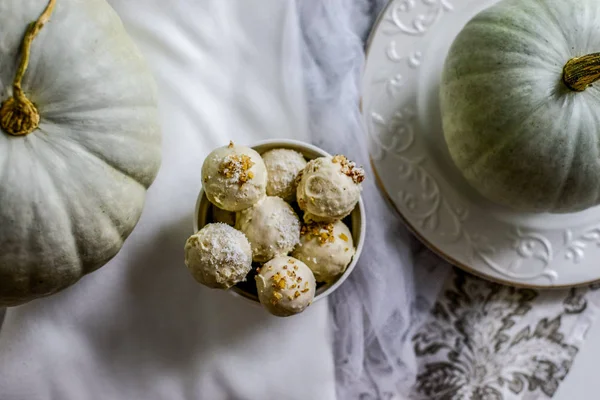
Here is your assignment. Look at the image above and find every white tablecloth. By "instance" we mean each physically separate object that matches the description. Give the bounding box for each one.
[0,1,336,399]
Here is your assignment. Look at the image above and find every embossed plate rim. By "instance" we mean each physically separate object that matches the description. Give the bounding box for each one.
[362,0,600,288]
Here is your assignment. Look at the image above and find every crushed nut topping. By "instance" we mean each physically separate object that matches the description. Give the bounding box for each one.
[301,221,335,245]
[294,291,301,298]
[301,288,310,293]
[228,140,234,148]
[332,154,365,184]
[219,153,255,185]
[277,278,287,289]
[271,272,288,290]
[273,292,283,301]
[339,233,349,242]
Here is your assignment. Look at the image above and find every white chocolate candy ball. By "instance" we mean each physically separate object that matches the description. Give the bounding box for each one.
[296,155,364,222]
[255,256,316,317]
[235,196,301,262]
[202,142,267,212]
[184,223,252,289]
[292,220,355,283]
[262,148,307,202]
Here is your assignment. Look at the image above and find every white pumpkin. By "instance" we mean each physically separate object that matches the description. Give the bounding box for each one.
[0,0,161,306]
[441,0,600,213]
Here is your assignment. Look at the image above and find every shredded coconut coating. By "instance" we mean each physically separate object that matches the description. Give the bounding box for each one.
[184,223,252,289]
[235,196,301,262]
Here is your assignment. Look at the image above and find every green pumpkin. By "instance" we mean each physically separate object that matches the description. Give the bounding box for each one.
[441,0,600,213]
[0,0,161,306]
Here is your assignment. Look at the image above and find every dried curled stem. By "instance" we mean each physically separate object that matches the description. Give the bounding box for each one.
[563,52,600,92]
[0,0,56,136]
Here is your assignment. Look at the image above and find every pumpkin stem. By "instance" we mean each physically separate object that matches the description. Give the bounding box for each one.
[563,53,600,92]
[0,0,56,136]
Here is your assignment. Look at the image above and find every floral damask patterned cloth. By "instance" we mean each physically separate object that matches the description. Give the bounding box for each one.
[412,265,600,400]
[296,0,600,399]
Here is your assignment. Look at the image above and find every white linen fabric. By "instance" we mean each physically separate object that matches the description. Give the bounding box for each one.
[0,1,337,399]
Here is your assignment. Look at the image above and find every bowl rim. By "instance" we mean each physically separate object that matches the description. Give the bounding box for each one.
[193,138,366,306]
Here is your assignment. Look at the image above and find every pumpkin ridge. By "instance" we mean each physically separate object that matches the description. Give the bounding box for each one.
[533,0,573,49]
[459,20,566,68]
[461,98,552,176]
[443,66,551,86]
[60,136,148,189]
[466,18,562,57]
[581,97,600,175]
[583,86,600,103]
[0,139,14,185]
[548,107,580,210]
[19,141,84,299]
[39,102,156,119]
[34,129,147,212]
[484,0,569,48]
[39,180,86,281]
[30,202,81,298]
[34,132,129,272]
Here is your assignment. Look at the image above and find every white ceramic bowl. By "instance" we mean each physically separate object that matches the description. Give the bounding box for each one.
[193,139,366,306]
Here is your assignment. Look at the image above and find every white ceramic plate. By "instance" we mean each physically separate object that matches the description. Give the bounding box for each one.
[363,0,600,287]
